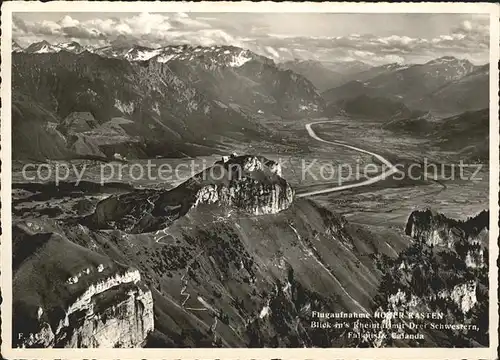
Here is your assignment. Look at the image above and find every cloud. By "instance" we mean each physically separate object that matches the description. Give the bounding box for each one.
[260,18,489,65]
[12,13,490,65]
[59,15,79,28]
[62,26,105,40]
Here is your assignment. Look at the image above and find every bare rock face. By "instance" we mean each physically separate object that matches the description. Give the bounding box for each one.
[60,282,154,348]
[191,155,293,215]
[192,156,292,215]
[405,208,488,268]
[437,281,477,314]
[13,225,154,348]
[405,208,488,247]
[366,209,489,347]
[87,155,294,232]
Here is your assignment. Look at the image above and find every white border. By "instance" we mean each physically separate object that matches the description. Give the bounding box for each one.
[1,2,499,359]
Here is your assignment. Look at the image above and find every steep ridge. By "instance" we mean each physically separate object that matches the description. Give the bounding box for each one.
[12,46,324,160]
[12,51,260,159]
[85,155,295,232]
[24,40,62,54]
[12,154,411,347]
[12,223,154,348]
[49,42,325,117]
[384,108,489,162]
[362,209,489,347]
[420,64,489,114]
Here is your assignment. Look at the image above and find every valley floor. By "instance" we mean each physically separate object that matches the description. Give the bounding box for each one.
[263,116,489,226]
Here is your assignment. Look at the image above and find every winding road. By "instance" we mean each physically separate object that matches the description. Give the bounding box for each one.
[296,120,402,198]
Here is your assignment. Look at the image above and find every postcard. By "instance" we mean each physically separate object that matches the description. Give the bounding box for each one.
[1,1,498,359]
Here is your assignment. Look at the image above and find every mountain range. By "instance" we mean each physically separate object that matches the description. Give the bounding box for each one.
[12,40,490,161]
[280,59,371,91]
[12,41,324,160]
[336,94,426,121]
[384,108,489,162]
[322,56,488,115]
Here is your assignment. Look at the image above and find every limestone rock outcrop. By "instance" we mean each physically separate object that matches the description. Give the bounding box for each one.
[192,156,292,215]
[87,155,294,232]
[405,208,488,248]
[405,208,488,268]
[365,209,489,347]
[13,225,154,348]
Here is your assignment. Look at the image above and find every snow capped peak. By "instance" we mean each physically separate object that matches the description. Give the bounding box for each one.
[56,41,92,54]
[427,56,458,65]
[25,40,62,54]
[18,41,263,68]
[426,56,472,67]
[58,41,83,52]
[12,41,23,53]
[148,45,258,67]
[228,51,252,67]
[124,46,163,61]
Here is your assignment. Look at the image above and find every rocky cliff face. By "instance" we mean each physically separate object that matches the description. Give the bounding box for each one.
[366,209,489,347]
[192,155,293,215]
[12,224,154,348]
[22,196,407,348]
[11,150,415,347]
[87,155,294,232]
[405,208,487,246]
[405,208,488,267]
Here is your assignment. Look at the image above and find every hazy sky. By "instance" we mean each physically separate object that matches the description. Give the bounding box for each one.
[12,12,490,65]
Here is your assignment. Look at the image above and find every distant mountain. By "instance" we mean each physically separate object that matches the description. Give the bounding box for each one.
[19,40,90,55]
[280,60,373,91]
[24,40,62,54]
[12,51,255,160]
[93,43,270,68]
[280,60,346,91]
[12,45,324,160]
[94,44,155,60]
[13,153,410,347]
[12,41,23,53]
[344,62,411,83]
[85,155,294,232]
[385,108,489,162]
[321,60,372,75]
[421,64,489,114]
[323,57,481,113]
[337,94,426,121]
[57,41,88,54]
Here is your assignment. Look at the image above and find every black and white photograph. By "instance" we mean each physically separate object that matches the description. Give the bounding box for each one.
[1,1,498,357]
